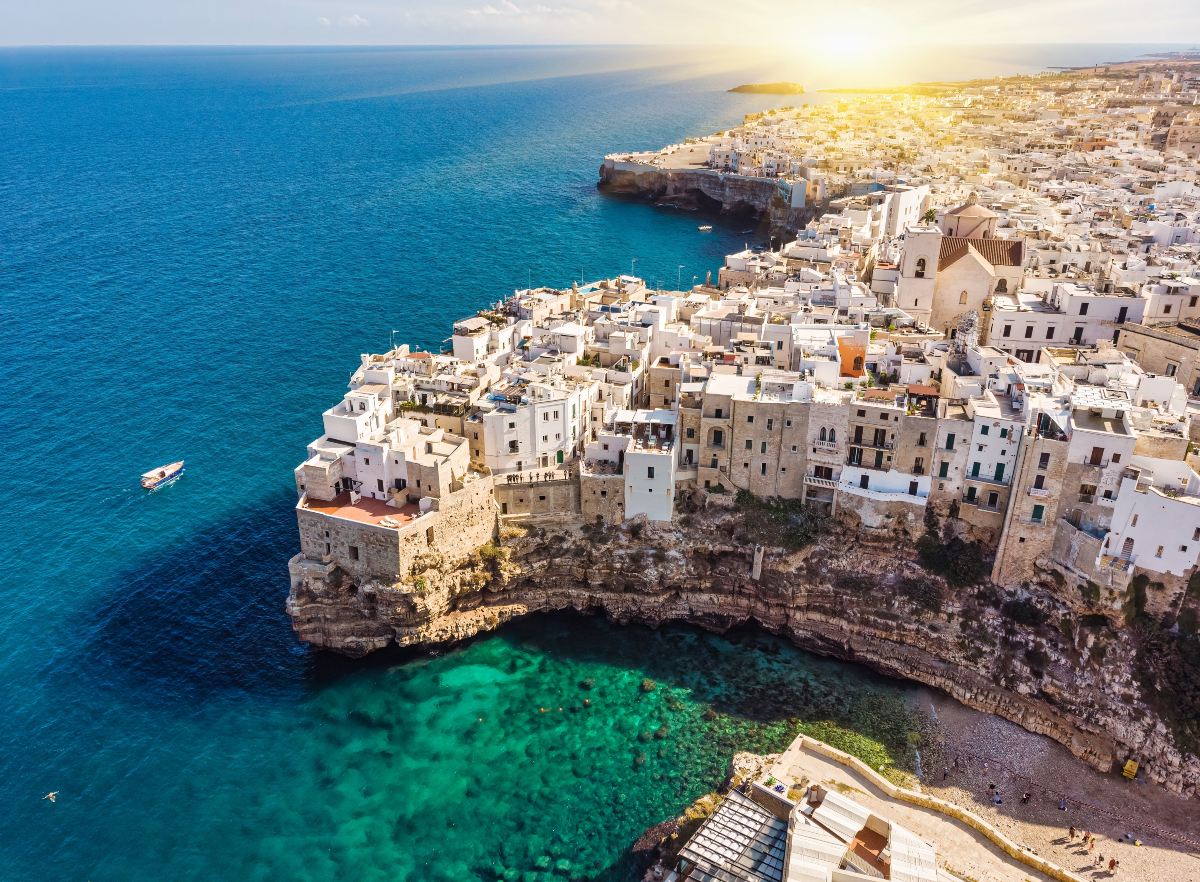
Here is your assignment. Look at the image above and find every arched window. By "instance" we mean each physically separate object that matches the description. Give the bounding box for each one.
[853,356,864,372]
[819,427,827,442]
[995,278,1008,294]
[915,258,927,279]
[828,429,836,443]
[959,291,969,304]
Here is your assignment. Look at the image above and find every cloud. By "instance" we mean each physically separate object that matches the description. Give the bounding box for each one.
[467,0,574,16]
[317,16,331,26]
[339,13,370,27]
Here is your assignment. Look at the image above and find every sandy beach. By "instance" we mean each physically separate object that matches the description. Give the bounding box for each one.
[918,691,1200,881]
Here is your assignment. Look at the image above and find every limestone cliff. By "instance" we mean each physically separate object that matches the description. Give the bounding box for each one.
[597,159,810,238]
[287,501,1200,798]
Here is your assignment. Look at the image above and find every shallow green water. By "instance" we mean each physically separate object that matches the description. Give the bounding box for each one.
[219,614,918,882]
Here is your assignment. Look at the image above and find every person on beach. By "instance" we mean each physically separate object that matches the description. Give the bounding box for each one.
[1108,858,1117,872]
[1021,792,1030,804]
[1069,825,1076,839]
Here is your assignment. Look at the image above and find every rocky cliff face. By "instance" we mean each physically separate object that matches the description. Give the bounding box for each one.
[597,161,809,237]
[287,502,1200,798]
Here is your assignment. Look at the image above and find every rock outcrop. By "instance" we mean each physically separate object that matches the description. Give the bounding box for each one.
[597,158,811,238]
[287,503,1200,798]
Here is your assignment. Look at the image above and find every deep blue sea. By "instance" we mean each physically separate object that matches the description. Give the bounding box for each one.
[0,44,1183,881]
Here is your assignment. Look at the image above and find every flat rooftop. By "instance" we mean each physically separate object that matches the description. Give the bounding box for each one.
[302,492,421,528]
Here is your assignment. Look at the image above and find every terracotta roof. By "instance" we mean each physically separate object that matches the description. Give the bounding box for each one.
[406,351,432,359]
[938,236,1025,271]
[945,202,998,218]
[907,383,940,397]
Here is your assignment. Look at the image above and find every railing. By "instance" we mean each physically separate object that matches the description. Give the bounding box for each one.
[849,439,894,450]
[812,440,840,451]
[804,475,838,489]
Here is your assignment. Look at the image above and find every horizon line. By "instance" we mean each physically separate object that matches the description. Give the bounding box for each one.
[3,40,1199,50]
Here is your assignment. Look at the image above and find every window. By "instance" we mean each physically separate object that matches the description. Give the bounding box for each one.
[971,462,981,477]
[600,490,607,498]
[938,462,949,478]
[1192,296,1198,307]
[508,421,515,429]
[918,432,927,447]
[1038,452,1050,470]
[1034,474,1045,490]
[686,427,695,439]
[348,545,359,561]
[1079,302,1089,316]
[1193,527,1200,542]
[959,291,968,305]
[791,445,798,453]
[857,409,865,417]
[819,427,827,441]
[829,429,836,443]
[760,463,767,476]
[966,486,978,502]
[879,413,889,421]
[1024,326,1034,339]
[1002,324,1012,338]
[999,428,1008,439]
[995,278,1008,294]
[785,419,792,428]
[1165,304,1173,315]
[987,491,999,509]
[994,463,1005,482]
[760,442,767,454]
[766,419,773,430]
[1046,326,1055,339]
[980,425,990,436]
[363,457,370,465]
[747,415,754,424]
[376,479,383,492]
[1166,363,1178,377]
[712,429,724,447]
[1112,453,1121,463]
[1131,515,1139,527]
[745,439,753,450]
[1182,546,1190,553]
[715,408,724,419]
[915,257,926,278]
[1032,504,1045,522]
[945,433,955,451]
[908,481,919,496]
[647,467,655,479]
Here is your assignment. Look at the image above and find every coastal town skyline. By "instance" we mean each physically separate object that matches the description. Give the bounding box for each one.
[6,1,1200,48]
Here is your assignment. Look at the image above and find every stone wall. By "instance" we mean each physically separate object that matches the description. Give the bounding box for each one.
[493,477,580,522]
[580,473,625,524]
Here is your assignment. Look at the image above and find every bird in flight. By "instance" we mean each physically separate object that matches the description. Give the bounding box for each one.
[42,792,58,803]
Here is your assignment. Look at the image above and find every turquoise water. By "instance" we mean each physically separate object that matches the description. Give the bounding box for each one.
[0,44,1177,880]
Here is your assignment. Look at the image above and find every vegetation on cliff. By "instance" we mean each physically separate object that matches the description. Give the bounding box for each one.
[733,490,828,550]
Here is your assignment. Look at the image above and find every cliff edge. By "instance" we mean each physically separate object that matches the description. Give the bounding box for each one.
[287,495,1200,798]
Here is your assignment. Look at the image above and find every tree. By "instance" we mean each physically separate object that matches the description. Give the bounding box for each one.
[920,208,937,225]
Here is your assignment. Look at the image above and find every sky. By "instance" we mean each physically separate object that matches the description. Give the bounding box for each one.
[3,0,1200,46]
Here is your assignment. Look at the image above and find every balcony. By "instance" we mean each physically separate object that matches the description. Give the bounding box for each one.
[812,440,840,452]
[804,475,838,489]
[849,439,895,451]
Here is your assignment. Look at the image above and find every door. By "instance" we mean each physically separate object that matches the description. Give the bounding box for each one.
[1117,306,1128,323]
[994,463,1005,482]
[1090,446,1104,466]
[859,475,869,489]
[556,450,564,464]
